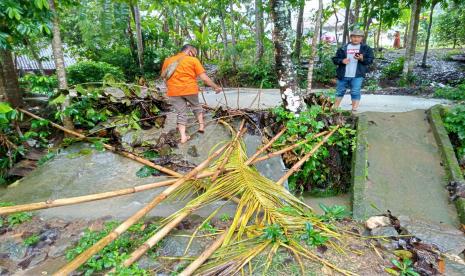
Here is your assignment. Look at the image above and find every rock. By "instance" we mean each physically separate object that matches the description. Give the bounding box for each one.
[365,216,391,230]
[40,228,60,244]
[137,255,162,271]
[48,241,70,258]
[370,226,398,237]
[29,252,48,267]
[0,240,27,262]
[187,146,199,157]
[103,87,126,99]
[158,231,206,257]
[0,266,9,276]
[121,130,143,149]
[398,215,465,255]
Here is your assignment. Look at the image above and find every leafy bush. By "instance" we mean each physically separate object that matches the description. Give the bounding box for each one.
[313,44,337,84]
[23,234,40,246]
[434,82,465,101]
[0,202,32,228]
[0,102,24,184]
[19,74,58,96]
[216,60,277,88]
[444,104,465,160]
[66,61,125,85]
[381,57,405,79]
[272,105,356,195]
[66,221,158,275]
[442,49,465,61]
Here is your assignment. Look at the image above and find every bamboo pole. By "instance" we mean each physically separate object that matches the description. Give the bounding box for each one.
[250,130,328,164]
[179,126,339,275]
[54,143,229,276]
[276,126,339,186]
[18,108,182,178]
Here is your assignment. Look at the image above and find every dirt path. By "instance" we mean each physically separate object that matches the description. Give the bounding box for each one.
[360,110,458,226]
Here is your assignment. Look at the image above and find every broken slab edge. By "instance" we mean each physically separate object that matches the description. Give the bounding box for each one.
[427,105,465,225]
[351,114,369,221]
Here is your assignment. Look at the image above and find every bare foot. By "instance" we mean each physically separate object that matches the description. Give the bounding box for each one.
[180,135,191,144]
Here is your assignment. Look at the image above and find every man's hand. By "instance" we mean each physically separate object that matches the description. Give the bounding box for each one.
[214,86,222,94]
[342,58,350,64]
[354,53,364,61]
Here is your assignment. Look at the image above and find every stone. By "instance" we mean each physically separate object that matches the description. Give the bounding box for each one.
[370,226,398,237]
[0,266,8,276]
[187,145,199,157]
[0,240,27,262]
[445,260,465,276]
[158,231,206,257]
[365,216,391,230]
[398,215,465,255]
[29,252,48,267]
[137,255,162,271]
[48,241,70,258]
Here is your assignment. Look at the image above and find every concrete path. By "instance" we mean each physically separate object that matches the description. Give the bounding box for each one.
[201,88,450,112]
[361,110,458,226]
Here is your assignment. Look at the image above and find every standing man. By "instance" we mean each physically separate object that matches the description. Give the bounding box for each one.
[332,30,374,112]
[162,44,221,144]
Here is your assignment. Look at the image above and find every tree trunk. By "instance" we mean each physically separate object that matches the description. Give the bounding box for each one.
[376,16,382,49]
[403,21,409,48]
[229,2,237,69]
[342,0,352,45]
[307,0,323,94]
[255,0,265,61]
[294,0,305,63]
[353,0,361,26]
[49,0,74,130]
[131,2,144,75]
[219,7,229,61]
[270,0,306,114]
[403,0,422,76]
[332,0,339,45]
[127,13,138,64]
[0,49,22,107]
[421,1,437,67]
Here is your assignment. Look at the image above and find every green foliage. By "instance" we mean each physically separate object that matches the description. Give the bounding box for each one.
[23,234,40,246]
[24,119,51,147]
[66,221,158,275]
[19,74,58,96]
[442,49,464,61]
[37,151,58,165]
[200,221,218,234]
[318,204,350,222]
[313,44,337,84]
[66,61,125,85]
[216,60,277,88]
[434,5,465,48]
[300,222,328,247]
[58,88,110,128]
[397,73,417,87]
[444,104,465,160]
[220,213,231,222]
[0,202,32,228]
[261,223,287,243]
[272,105,356,195]
[142,150,159,159]
[0,0,51,49]
[434,83,465,101]
[385,258,419,276]
[381,57,405,79]
[136,165,159,178]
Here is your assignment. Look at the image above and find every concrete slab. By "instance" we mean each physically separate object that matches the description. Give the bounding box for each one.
[361,110,458,226]
[201,89,451,112]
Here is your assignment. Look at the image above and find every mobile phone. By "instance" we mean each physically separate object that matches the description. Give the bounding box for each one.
[355,53,361,57]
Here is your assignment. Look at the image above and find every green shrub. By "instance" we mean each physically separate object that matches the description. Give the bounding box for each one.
[23,234,40,246]
[272,105,356,195]
[99,47,138,81]
[444,104,465,160]
[19,74,58,96]
[313,44,337,84]
[216,60,277,88]
[0,202,32,228]
[66,61,125,85]
[434,82,465,101]
[66,221,157,275]
[443,49,464,61]
[381,56,405,79]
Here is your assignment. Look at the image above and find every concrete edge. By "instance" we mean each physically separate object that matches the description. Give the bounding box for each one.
[351,114,369,221]
[427,105,465,224]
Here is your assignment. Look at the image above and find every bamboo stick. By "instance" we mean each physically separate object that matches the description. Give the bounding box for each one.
[18,108,182,178]
[54,143,229,276]
[179,231,227,276]
[250,130,328,164]
[276,126,339,186]
[245,127,287,165]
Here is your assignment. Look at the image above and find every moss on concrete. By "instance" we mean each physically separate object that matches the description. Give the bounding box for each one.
[428,105,465,225]
[351,115,369,221]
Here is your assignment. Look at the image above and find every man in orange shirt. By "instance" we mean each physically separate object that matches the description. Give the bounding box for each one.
[162,45,221,144]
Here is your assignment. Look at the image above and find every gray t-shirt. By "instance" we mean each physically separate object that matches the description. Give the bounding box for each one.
[344,43,361,78]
